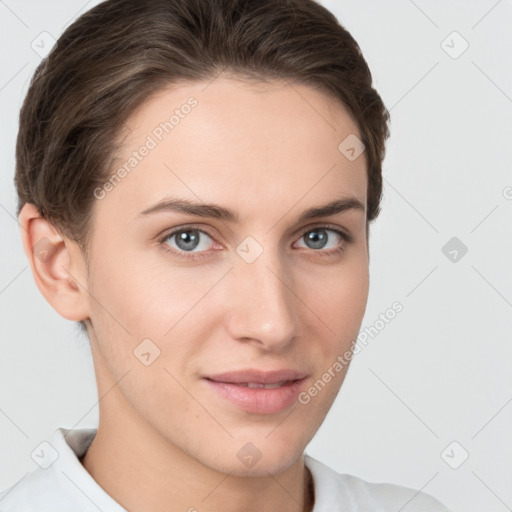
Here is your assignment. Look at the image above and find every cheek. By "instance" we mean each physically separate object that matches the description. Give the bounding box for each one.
[296,255,369,390]
[298,263,368,413]
[86,248,225,372]
[87,243,189,334]
[304,256,369,331]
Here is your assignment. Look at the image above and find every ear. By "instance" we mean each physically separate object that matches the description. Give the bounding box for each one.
[18,203,90,322]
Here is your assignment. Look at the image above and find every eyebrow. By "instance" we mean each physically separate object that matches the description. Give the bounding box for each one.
[136,196,365,224]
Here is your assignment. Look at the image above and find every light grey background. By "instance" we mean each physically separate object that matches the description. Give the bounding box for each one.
[1,1,511,511]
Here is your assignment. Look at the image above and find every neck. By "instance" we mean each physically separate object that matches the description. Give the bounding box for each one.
[81,422,315,512]
[80,337,315,512]
[80,388,315,512]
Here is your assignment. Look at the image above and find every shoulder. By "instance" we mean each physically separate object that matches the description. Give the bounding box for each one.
[304,454,452,512]
[0,427,125,512]
[0,466,68,512]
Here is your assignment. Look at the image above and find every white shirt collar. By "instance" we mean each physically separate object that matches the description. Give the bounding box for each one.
[0,426,450,511]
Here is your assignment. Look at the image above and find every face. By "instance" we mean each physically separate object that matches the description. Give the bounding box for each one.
[83,74,369,476]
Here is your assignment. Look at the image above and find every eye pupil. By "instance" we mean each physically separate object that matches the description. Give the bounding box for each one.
[176,229,200,251]
[305,229,327,249]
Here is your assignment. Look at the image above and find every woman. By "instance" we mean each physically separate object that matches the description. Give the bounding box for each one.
[1,0,451,510]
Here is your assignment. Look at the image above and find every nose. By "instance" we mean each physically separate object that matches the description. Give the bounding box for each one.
[223,244,301,351]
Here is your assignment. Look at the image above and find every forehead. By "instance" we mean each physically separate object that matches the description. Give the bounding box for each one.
[100,75,367,222]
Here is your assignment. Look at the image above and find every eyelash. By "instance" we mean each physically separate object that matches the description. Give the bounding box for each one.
[158,224,354,262]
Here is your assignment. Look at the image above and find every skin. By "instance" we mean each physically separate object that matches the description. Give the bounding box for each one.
[19,74,370,512]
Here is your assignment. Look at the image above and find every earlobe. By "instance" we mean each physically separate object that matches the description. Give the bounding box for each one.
[18,203,90,322]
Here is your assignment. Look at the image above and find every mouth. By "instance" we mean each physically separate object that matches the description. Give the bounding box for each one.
[202,375,308,415]
[205,368,308,385]
[205,378,296,389]
[223,380,294,389]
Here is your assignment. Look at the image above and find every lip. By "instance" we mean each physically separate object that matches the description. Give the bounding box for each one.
[203,369,308,415]
[205,368,308,384]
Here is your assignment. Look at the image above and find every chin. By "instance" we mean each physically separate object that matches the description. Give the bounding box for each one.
[204,445,303,478]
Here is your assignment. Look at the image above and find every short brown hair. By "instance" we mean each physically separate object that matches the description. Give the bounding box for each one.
[16,0,390,258]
